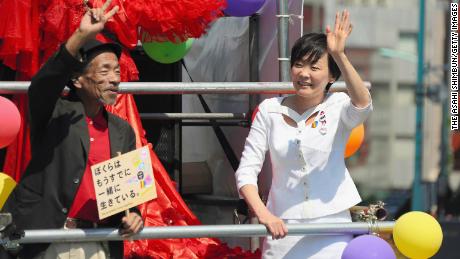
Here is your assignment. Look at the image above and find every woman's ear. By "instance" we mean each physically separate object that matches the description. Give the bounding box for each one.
[328,73,336,84]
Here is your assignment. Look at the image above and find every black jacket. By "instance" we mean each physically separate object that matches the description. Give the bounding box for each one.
[2,45,138,259]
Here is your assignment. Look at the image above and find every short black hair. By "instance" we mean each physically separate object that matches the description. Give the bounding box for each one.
[290,33,341,92]
[80,39,122,62]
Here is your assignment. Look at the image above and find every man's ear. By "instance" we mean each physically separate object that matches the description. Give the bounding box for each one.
[72,77,83,89]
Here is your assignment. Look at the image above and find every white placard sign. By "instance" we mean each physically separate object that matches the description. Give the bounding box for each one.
[91,145,156,219]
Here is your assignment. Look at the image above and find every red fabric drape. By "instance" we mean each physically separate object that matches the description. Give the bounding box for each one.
[0,0,40,77]
[1,0,260,258]
[109,95,260,258]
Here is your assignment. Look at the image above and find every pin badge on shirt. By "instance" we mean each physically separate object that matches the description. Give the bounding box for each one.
[319,111,326,122]
[319,126,327,135]
[318,111,327,135]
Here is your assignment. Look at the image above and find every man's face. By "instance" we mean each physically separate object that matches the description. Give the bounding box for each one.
[76,51,120,105]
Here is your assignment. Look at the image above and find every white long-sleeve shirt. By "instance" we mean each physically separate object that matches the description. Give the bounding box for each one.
[235,92,373,219]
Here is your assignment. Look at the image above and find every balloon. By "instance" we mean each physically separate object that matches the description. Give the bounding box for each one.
[342,234,396,259]
[224,0,266,17]
[0,173,16,210]
[393,211,443,259]
[142,38,194,64]
[345,124,364,158]
[0,96,21,148]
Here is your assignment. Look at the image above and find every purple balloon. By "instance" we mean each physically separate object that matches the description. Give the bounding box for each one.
[342,235,396,259]
[224,0,266,17]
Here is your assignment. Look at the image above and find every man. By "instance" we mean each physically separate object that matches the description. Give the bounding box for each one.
[2,0,143,258]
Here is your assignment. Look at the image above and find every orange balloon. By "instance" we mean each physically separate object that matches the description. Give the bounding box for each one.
[345,124,365,158]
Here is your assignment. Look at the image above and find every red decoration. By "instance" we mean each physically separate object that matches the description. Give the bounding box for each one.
[134,0,226,42]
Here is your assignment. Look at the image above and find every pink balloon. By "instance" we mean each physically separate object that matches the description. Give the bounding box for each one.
[0,96,21,148]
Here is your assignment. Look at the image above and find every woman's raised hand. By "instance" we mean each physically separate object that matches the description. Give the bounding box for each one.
[326,10,352,56]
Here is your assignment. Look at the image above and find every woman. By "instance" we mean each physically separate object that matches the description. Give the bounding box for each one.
[235,10,372,258]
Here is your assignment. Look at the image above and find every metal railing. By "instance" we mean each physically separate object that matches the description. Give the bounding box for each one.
[0,81,370,95]
[0,81,371,122]
[140,113,247,120]
[2,222,394,244]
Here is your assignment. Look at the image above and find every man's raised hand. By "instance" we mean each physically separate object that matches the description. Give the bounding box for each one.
[78,0,119,39]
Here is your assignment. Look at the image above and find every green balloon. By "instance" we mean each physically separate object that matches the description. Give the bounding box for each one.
[142,39,194,64]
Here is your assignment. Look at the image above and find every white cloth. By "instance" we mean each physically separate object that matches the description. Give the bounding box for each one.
[235,92,373,219]
[34,242,108,259]
[262,210,353,259]
[33,222,109,259]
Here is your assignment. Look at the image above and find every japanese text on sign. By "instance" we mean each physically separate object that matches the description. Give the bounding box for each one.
[91,145,157,219]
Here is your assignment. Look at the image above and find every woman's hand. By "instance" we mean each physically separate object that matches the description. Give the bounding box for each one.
[326,10,352,56]
[325,9,370,108]
[258,211,288,240]
[238,185,287,239]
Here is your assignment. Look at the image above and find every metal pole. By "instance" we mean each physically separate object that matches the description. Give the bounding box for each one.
[139,113,247,120]
[249,13,261,117]
[277,0,291,82]
[412,0,426,211]
[181,122,248,127]
[5,222,395,244]
[438,2,453,218]
[249,13,262,252]
[0,81,369,94]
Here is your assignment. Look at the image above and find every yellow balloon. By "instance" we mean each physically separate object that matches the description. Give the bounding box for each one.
[0,173,16,210]
[393,211,443,259]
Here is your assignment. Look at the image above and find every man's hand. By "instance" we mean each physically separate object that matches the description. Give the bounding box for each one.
[119,212,144,238]
[79,0,119,39]
[65,0,119,57]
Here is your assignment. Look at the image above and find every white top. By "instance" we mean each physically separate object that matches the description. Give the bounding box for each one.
[235,92,373,219]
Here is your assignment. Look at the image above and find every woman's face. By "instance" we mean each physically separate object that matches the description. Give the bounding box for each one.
[290,53,334,100]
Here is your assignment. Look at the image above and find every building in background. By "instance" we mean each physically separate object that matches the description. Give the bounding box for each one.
[306,0,448,209]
